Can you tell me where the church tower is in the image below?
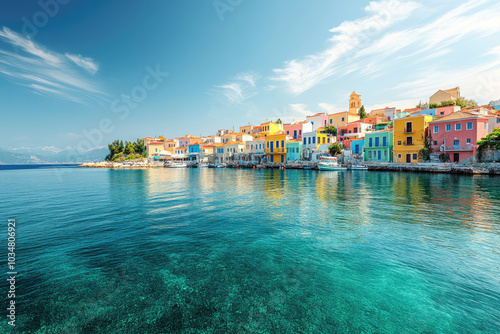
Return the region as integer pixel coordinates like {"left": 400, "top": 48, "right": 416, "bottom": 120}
{"left": 349, "top": 92, "right": 362, "bottom": 114}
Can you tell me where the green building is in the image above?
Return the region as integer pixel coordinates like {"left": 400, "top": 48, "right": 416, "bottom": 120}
{"left": 286, "top": 140, "right": 303, "bottom": 161}
{"left": 364, "top": 130, "right": 393, "bottom": 162}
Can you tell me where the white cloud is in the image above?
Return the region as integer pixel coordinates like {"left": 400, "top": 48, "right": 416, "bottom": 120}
{"left": 0, "top": 27, "right": 104, "bottom": 103}
{"left": 271, "top": 0, "right": 421, "bottom": 94}
{"left": 318, "top": 103, "right": 343, "bottom": 114}
{"left": 65, "top": 53, "right": 98, "bottom": 74}
{"left": 214, "top": 71, "right": 258, "bottom": 104}
{"left": 289, "top": 103, "right": 313, "bottom": 116}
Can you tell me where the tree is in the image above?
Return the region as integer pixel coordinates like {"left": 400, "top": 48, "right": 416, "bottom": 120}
{"left": 418, "top": 134, "right": 433, "bottom": 161}
{"left": 133, "top": 139, "right": 146, "bottom": 156}
{"left": 429, "top": 103, "right": 439, "bottom": 109}
{"left": 106, "top": 140, "right": 124, "bottom": 161}
{"left": 455, "top": 97, "right": 478, "bottom": 108}
{"left": 358, "top": 105, "right": 367, "bottom": 119}
{"left": 276, "top": 118, "right": 282, "bottom": 124}
{"left": 328, "top": 143, "right": 343, "bottom": 156}
{"left": 325, "top": 125, "right": 337, "bottom": 136}
{"left": 439, "top": 153, "right": 450, "bottom": 162}
{"left": 124, "top": 141, "right": 136, "bottom": 155}
{"left": 439, "top": 100, "right": 456, "bottom": 107}
{"left": 477, "top": 128, "right": 500, "bottom": 161}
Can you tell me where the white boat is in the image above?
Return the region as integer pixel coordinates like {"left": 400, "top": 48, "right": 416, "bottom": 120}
{"left": 215, "top": 163, "right": 227, "bottom": 168}
{"left": 351, "top": 164, "right": 368, "bottom": 170}
{"left": 166, "top": 162, "right": 188, "bottom": 168}
{"left": 198, "top": 163, "right": 209, "bottom": 168}
{"left": 317, "top": 156, "right": 347, "bottom": 171}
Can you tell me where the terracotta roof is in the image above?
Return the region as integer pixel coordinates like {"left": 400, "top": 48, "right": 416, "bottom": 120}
{"left": 402, "top": 108, "right": 421, "bottom": 113}
{"left": 430, "top": 111, "right": 487, "bottom": 123}
{"left": 148, "top": 141, "right": 164, "bottom": 145}
{"left": 307, "top": 112, "right": 326, "bottom": 118}
{"left": 253, "top": 136, "right": 266, "bottom": 141}
{"left": 202, "top": 145, "right": 214, "bottom": 148}
{"left": 224, "top": 141, "right": 244, "bottom": 146}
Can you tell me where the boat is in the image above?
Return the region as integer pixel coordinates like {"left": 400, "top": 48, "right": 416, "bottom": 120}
{"left": 215, "top": 163, "right": 227, "bottom": 168}
{"left": 198, "top": 163, "right": 209, "bottom": 168}
{"left": 351, "top": 164, "right": 368, "bottom": 170}
{"left": 317, "top": 156, "right": 347, "bottom": 171}
{"left": 166, "top": 162, "right": 189, "bottom": 168}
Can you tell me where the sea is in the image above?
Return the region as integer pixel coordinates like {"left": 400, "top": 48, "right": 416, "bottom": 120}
{"left": 0, "top": 165, "right": 499, "bottom": 333}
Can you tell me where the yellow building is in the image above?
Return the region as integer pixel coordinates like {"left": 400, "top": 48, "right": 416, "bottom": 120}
{"left": 265, "top": 131, "right": 288, "bottom": 163}
{"left": 146, "top": 141, "right": 164, "bottom": 157}
{"left": 316, "top": 127, "right": 330, "bottom": 147}
{"left": 349, "top": 91, "right": 362, "bottom": 114}
{"left": 393, "top": 114, "right": 433, "bottom": 163}
{"left": 259, "top": 121, "right": 283, "bottom": 137}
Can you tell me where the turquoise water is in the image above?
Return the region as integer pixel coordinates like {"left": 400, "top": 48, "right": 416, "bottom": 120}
{"left": 1, "top": 166, "right": 499, "bottom": 333}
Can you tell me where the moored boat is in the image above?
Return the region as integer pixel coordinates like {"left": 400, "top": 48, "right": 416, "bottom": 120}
{"left": 317, "top": 156, "right": 347, "bottom": 171}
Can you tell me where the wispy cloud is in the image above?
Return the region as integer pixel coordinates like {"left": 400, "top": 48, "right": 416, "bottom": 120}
{"left": 271, "top": 0, "right": 420, "bottom": 94}
{"left": 214, "top": 71, "right": 258, "bottom": 104}
{"left": 0, "top": 27, "right": 105, "bottom": 103}
{"left": 65, "top": 53, "right": 99, "bottom": 74}
{"left": 289, "top": 103, "right": 313, "bottom": 116}
{"left": 270, "top": 0, "right": 500, "bottom": 101}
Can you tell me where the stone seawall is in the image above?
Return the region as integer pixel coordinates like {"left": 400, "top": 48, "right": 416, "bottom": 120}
{"left": 367, "top": 163, "right": 500, "bottom": 175}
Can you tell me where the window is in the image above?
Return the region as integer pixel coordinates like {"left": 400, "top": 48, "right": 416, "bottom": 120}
{"left": 281, "top": 140, "right": 284, "bottom": 148}
{"left": 433, "top": 141, "right": 437, "bottom": 145}
{"left": 412, "top": 153, "right": 417, "bottom": 160}
{"left": 405, "top": 122, "right": 413, "bottom": 133}
{"left": 383, "top": 137, "right": 387, "bottom": 147}
{"left": 398, "top": 154, "right": 402, "bottom": 159}
{"left": 369, "top": 151, "right": 372, "bottom": 158}
{"left": 299, "top": 130, "right": 302, "bottom": 135}
{"left": 354, "top": 127, "right": 358, "bottom": 133}
{"left": 446, "top": 124, "right": 451, "bottom": 131}
{"left": 466, "top": 122, "right": 473, "bottom": 130}
{"left": 406, "top": 136, "right": 413, "bottom": 145}
{"left": 434, "top": 125, "right": 439, "bottom": 133}
{"left": 330, "top": 119, "right": 332, "bottom": 124}
{"left": 454, "top": 140, "right": 459, "bottom": 147}
{"left": 398, "top": 141, "right": 401, "bottom": 145}
{"left": 287, "top": 131, "right": 289, "bottom": 135}
{"left": 303, "top": 138, "right": 306, "bottom": 145}
{"left": 311, "top": 121, "right": 314, "bottom": 125}
{"left": 384, "top": 150, "right": 387, "bottom": 158}
{"left": 369, "top": 138, "right": 373, "bottom": 147}
{"left": 308, "top": 137, "right": 311, "bottom": 145}
{"left": 484, "top": 122, "right": 487, "bottom": 130}
{"left": 342, "top": 117, "right": 345, "bottom": 121}
{"left": 375, "top": 137, "right": 379, "bottom": 147}
{"left": 467, "top": 138, "right": 471, "bottom": 144}
{"left": 276, "top": 141, "right": 279, "bottom": 148}
{"left": 497, "top": 118, "right": 500, "bottom": 124}
{"left": 455, "top": 123, "right": 462, "bottom": 131}
{"left": 312, "top": 137, "right": 316, "bottom": 144}
{"left": 440, "top": 111, "right": 444, "bottom": 115}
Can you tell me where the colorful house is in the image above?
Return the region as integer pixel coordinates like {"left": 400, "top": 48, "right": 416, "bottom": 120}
{"left": 337, "top": 122, "right": 373, "bottom": 149}
{"left": 179, "top": 135, "right": 201, "bottom": 147}
{"left": 429, "top": 87, "right": 460, "bottom": 106}
{"left": 393, "top": 114, "right": 433, "bottom": 163}
{"left": 239, "top": 125, "right": 260, "bottom": 135}
{"left": 265, "top": 131, "right": 288, "bottom": 163}
{"left": 259, "top": 121, "right": 283, "bottom": 137}
{"left": 200, "top": 145, "right": 215, "bottom": 163}
{"left": 284, "top": 121, "right": 312, "bottom": 140}
{"left": 327, "top": 111, "right": 360, "bottom": 128}
{"left": 174, "top": 146, "right": 187, "bottom": 156}
{"left": 146, "top": 141, "right": 164, "bottom": 157}
{"left": 429, "top": 112, "right": 490, "bottom": 163}
{"left": 188, "top": 144, "right": 200, "bottom": 161}
{"left": 245, "top": 137, "right": 266, "bottom": 163}
{"left": 223, "top": 141, "right": 245, "bottom": 162}
{"left": 214, "top": 143, "right": 225, "bottom": 162}
{"left": 306, "top": 113, "right": 328, "bottom": 131}
{"left": 286, "top": 139, "right": 303, "bottom": 161}
{"left": 436, "top": 105, "right": 460, "bottom": 118}
{"left": 351, "top": 138, "right": 365, "bottom": 156}
{"left": 364, "top": 130, "right": 394, "bottom": 162}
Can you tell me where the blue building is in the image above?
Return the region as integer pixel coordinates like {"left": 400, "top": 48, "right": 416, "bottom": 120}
{"left": 351, "top": 138, "right": 364, "bottom": 155}
{"left": 188, "top": 144, "right": 200, "bottom": 161}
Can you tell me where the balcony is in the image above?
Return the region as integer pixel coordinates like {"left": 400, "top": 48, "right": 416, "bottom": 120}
{"left": 403, "top": 141, "right": 414, "bottom": 146}
{"left": 265, "top": 147, "right": 286, "bottom": 154}
{"left": 444, "top": 144, "right": 474, "bottom": 152}
{"left": 403, "top": 128, "right": 414, "bottom": 134}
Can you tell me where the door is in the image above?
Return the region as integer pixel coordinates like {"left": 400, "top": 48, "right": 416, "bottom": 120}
{"left": 281, "top": 155, "right": 284, "bottom": 163}
{"left": 453, "top": 153, "right": 459, "bottom": 163}
{"left": 406, "top": 154, "right": 411, "bottom": 163}
{"left": 270, "top": 141, "right": 273, "bottom": 153}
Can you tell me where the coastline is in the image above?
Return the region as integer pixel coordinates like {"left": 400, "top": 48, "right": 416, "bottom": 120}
{"left": 77, "top": 161, "right": 500, "bottom": 175}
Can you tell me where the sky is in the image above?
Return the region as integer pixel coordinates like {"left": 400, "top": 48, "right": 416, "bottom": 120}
{"left": 1, "top": 0, "right": 500, "bottom": 149}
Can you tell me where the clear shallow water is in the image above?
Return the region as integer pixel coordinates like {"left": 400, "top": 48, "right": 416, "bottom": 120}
{"left": 0, "top": 166, "right": 499, "bottom": 333}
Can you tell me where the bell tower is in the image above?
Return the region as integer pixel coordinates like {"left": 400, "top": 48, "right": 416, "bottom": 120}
{"left": 349, "top": 91, "right": 361, "bottom": 114}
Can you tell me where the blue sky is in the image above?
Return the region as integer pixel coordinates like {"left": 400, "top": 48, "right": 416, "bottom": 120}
{"left": 1, "top": 0, "right": 500, "bottom": 149}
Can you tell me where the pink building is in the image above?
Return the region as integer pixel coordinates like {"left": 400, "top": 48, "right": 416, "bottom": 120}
{"left": 429, "top": 112, "right": 489, "bottom": 163}
{"left": 306, "top": 113, "right": 328, "bottom": 131}
{"left": 283, "top": 121, "right": 311, "bottom": 140}
{"left": 435, "top": 105, "right": 460, "bottom": 118}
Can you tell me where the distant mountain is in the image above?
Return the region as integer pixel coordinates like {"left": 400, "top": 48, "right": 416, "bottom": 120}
{"left": 0, "top": 146, "right": 108, "bottom": 164}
